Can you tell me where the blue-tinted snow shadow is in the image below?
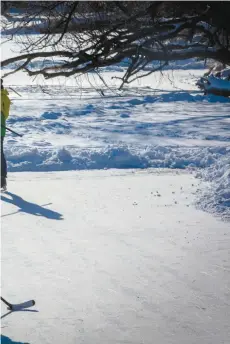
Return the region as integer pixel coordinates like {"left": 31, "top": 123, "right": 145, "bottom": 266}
{"left": 89, "top": 112, "right": 230, "bottom": 142}
{"left": 1, "top": 192, "right": 63, "bottom": 220}
{"left": 109, "top": 92, "right": 230, "bottom": 109}
{"left": 41, "top": 111, "right": 62, "bottom": 120}
{"left": 0, "top": 335, "right": 30, "bottom": 344}
{"left": 63, "top": 104, "right": 96, "bottom": 117}
{"left": 7, "top": 116, "right": 36, "bottom": 125}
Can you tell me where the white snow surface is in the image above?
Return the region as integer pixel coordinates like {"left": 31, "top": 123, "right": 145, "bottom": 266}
{"left": 1, "top": 34, "right": 230, "bottom": 344}
{"left": 2, "top": 67, "right": 230, "bottom": 219}
{"left": 1, "top": 170, "right": 230, "bottom": 344}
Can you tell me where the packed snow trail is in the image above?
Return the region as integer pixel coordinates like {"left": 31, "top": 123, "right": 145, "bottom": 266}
{"left": 1, "top": 170, "right": 230, "bottom": 344}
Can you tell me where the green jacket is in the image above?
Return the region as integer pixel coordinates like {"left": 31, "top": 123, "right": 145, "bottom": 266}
{"left": 1, "top": 89, "right": 11, "bottom": 137}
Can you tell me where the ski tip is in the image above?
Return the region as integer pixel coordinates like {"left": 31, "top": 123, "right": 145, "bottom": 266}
{"left": 8, "top": 299, "right": 36, "bottom": 311}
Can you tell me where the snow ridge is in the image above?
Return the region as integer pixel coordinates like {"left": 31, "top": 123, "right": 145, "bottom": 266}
{"left": 5, "top": 144, "right": 230, "bottom": 219}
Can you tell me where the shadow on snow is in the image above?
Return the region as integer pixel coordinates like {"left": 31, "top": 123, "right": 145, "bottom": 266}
{"left": 1, "top": 335, "right": 30, "bottom": 344}
{"left": 1, "top": 192, "right": 63, "bottom": 220}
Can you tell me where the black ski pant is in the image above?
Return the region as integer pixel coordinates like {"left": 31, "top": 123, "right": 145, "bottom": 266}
{"left": 1, "top": 136, "right": 7, "bottom": 179}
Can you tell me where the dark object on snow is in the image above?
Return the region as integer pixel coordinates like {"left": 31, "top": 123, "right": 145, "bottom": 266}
{"left": 1, "top": 177, "right": 7, "bottom": 191}
{"left": 1, "top": 296, "right": 35, "bottom": 311}
{"left": 1, "top": 125, "right": 23, "bottom": 137}
{"left": 197, "top": 67, "right": 230, "bottom": 97}
{"left": 1, "top": 137, "right": 7, "bottom": 186}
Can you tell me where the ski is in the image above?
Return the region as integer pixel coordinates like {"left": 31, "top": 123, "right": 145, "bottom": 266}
{"left": 1, "top": 297, "right": 35, "bottom": 311}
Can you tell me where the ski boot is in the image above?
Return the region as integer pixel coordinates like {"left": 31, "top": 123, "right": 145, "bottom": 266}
{"left": 1, "top": 177, "right": 7, "bottom": 191}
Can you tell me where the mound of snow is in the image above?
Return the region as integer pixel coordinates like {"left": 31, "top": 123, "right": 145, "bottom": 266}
{"left": 6, "top": 145, "right": 227, "bottom": 172}
{"left": 197, "top": 68, "right": 230, "bottom": 97}
{"left": 197, "top": 153, "right": 230, "bottom": 220}
{"left": 206, "top": 75, "right": 230, "bottom": 92}
{"left": 5, "top": 144, "right": 230, "bottom": 219}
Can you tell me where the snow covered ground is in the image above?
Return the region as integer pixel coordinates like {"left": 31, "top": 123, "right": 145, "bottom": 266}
{"left": 1, "top": 37, "right": 230, "bottom": 343}
{"left": 2, "top": 66, "right": 230, "bottom": 219}
{"left": 1, "top": 170, "right": 230, "bottom": 344}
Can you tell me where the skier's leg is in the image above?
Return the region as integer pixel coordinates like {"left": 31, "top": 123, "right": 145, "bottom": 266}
{"left": 1, "top": 137, "right": 7, "bottom": 188}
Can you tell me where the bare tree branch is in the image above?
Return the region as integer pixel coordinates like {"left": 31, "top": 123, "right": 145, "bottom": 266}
{"left": 55, "top": 2, "right": 79, "bottom": 45}
{"left": 1, "top": 51, "right": 74, "bottom": 68}
{"left": 1, "top": 1, "right": 230, "bottom": 87}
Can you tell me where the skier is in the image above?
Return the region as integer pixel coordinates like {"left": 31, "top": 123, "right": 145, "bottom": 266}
{"left": 1, "top": 78, "right": 11, "bottom": 190}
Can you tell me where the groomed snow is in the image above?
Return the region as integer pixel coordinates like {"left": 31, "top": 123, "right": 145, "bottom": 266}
{"left": 1, "top": 170, "right": 230, "bottom": 344}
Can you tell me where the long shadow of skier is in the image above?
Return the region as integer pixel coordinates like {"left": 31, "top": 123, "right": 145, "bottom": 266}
{"left": 1, "top": 335, "right": 30, "bottom": 344}
{"left": 1, "top": 192, "right": 63, "bottom": 220}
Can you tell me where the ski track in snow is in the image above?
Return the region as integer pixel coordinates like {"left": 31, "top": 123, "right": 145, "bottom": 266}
{"left": 3, "top": 70, "right": 230, "bottom": 220}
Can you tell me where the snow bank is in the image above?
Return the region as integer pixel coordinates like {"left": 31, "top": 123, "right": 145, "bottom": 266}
{"left": 206, "top": 75, "right": 230, "bottom": 92}
{"left": 197, "top": 153, "right": 230, "bottom": 220}
{"left": 5, "top": 144, "right": 230, "bottom": 219}
{"left": 6, "top": 145, "right": 228, "bottom": 172}
{"left": 197, "top": 68, "right": 230, "bottom": 97}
